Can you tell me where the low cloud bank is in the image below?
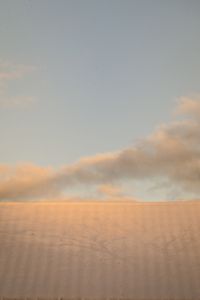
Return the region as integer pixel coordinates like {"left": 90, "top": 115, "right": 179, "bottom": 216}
{"left": 0, "top": 97, "right": 200, "bottom": 201}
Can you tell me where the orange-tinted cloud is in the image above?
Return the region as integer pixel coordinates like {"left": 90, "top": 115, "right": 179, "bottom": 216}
{"left": 175, "top": 96, "right": 200, "bottom": 118}
{"left": 98, "top": 184, "right": 123, "bottom": 197}
{"left": 0, "top": 164, "right": 56, "bottom": 200}
{"left": 0, "top": 97, "right": 200, "bottom": 201}
{"left": 97, "top": 184, "right": 138, "bottom": 201}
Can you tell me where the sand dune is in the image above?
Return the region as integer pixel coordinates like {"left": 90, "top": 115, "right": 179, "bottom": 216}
{"left": 0, "top": 201, "right": 200, "bottom": 299}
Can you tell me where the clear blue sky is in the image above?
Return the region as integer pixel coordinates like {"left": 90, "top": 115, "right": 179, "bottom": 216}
{"left": 0, "top": 0, "right": 200, "bottom": 200}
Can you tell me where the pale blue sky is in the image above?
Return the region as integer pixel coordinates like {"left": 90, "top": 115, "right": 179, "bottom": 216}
{"left": 0, "top": 1, "right": 200, "bottom": 200}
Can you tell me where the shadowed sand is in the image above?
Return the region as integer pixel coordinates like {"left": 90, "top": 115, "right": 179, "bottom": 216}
{"left": 0, "top": 201, "right": 200, "bottom": 299}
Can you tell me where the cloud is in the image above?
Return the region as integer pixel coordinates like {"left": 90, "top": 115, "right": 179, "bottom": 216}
{"left": 0, "top": 164, "right": 56, "bottom": 200}
{"left": 0, "top": 96, "right": 36, "bottom": 109}
{"left": 97, "top": 184, "right": 138, "bottom": 201}
{"left": 0, "top": 61, "right": 36, "bottom": 81}
{"left": 0, "top": 60, "right": 36, "bottom": 109}
{"left": 98, "top": 184, "right": 123, "bottom": 198}
{"left": 175, "top": 96, "right": 200, "bottom": 118}
{"left": 0, "top": 97, "right": 200, "bottom": 201}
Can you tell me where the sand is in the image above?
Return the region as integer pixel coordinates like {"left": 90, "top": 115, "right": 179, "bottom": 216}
{"left": 0, "top": 201, "right": 200, "bottom": 299}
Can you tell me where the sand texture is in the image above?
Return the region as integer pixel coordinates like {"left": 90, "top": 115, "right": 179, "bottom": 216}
{"left": 0, "top": 201, "right": 200, "bottom": 299}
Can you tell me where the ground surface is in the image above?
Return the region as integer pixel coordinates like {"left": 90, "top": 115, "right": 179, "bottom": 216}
{"left": 0, "top": 201, "right": 200, "bottom": 299}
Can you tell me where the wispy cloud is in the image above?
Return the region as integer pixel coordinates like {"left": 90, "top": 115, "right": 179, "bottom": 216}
{"left": 0, "top": 96, "right": 36, "bottom": 109}
{"left": 0, "top": 97, "right": 200, "bottom": 201}
{"left": 0, "top": 60, "right": 36, "bottom": 109}
{"left": 0, "top": 61, "right": 36, "bottom": 81}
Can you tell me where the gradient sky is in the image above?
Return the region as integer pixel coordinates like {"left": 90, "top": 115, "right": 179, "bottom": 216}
{"left": 0, "top": 0, "right": 200, "bottom": 201}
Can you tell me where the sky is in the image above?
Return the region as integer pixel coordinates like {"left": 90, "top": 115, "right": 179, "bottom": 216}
{"left": 0, "top": 0, "right": 200, "bottom": 201}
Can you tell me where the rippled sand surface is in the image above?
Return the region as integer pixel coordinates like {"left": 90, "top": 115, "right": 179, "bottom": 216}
{"left": 0, "top": 201, "right": 200, "bottom": 299}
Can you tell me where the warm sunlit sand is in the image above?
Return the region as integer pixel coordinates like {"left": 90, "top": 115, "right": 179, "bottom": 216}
{"left": 0, "top": 201, "right": 200, "bottom": 299}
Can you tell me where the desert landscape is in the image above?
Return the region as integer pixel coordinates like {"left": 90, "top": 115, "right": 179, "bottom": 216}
{"left": 1, "top": 1, "right": 200, "bottom": 299}
{"left": 0, "top": 201, "right": 200, "bottom": 299}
